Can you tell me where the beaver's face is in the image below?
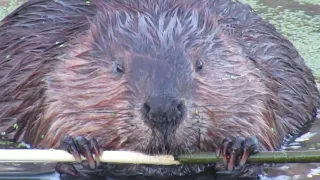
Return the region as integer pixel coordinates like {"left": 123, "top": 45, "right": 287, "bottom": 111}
{"left": 45, "top": 3, "right": 273, "bottom": 158}
{"left": 88, "top": 40, "right": 204, "bottom": 154}
{"left": 98, "top": 39, "right": 243, "bottom": 156}
{"left": 77, "top": 5, "right": 262, "bottom": 156}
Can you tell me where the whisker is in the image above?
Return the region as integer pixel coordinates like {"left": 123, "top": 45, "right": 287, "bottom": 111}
{"left": 60, "top": 114, "right": 135, "bottom": 119}
{"left": 184, "top": 103, "right": 247, "bottom": 108}
{"left": 60, "top": 111, "right": 132, "bottom": 114}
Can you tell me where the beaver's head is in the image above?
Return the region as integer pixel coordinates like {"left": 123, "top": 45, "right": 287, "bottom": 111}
{"left": 41, "top": 1, "right": 279, "bottom": 158}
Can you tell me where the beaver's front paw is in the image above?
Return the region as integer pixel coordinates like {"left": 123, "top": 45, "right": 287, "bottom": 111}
{"left": 217, "top": 135, "right": 259, "bottom": 171}
{"left": 55, "top": 135, "right": 103, "bottom": 176}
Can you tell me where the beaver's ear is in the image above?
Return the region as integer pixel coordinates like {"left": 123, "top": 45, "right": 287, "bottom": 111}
{"left": 90, "top": 22, "right": 98, "bottom": 41}
{"left": 90, "top": 18, "right": 106, "bottom": 51}
{"left": 89, "top": 9, "right": 118, "bottom": 51}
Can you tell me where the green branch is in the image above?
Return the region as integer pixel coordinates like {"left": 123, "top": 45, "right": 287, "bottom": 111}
{"left": 176, "top": 151, "right": 320, "bottom": 164}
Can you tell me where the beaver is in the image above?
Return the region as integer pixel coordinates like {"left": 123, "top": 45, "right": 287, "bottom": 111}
{"left": 0, "top": 0, "right": 319, "bottom": 179}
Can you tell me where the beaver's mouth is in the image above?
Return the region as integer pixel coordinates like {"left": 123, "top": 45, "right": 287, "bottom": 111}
{"left": 136, "top": 112, "right": 202, "bottom": 157}
{"left": 141, "top": 121, "right": 193, "bottom": 156}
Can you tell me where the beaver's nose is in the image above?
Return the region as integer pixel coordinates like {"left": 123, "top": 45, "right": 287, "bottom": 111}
{"left": 143, "top": 96, "right": 184, "bottom": 125}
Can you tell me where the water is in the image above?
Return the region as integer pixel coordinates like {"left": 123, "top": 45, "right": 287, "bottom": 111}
{"left": 260, "top": 116, "right": 320, "bottom": 180}
{"left": 0, "top": 0, "right": 320, "bottom": 179}
{"left": 240, "top": 0, "right": 320, "bottom": 78}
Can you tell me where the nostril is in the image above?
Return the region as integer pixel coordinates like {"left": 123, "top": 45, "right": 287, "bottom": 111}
{"left": 176, "top": 100, "right": 184, "bottom": 116}
{"left": 143, "top": 102, "right": 151, "bottom": 114}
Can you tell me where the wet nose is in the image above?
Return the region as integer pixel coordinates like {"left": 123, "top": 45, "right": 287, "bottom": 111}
{"left": 143, "top": 96, "right": 184, "bottom": 125}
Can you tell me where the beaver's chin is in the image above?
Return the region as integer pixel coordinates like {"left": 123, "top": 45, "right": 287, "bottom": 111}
{"left": 72, "top": 161, "right": 215, "bottom": 178}
{"left": 138, "top": 123, "right": 198, "bottom": 156}
{"left": 136, "top": 116, "right": 200, "bottom": 156}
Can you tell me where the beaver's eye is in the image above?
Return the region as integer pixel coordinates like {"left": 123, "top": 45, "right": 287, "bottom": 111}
{"left": 196, "top": 59, "right": 203, "bottom": 71}
{"left": 115, "top": 63, "right": 124, "bottom": 73}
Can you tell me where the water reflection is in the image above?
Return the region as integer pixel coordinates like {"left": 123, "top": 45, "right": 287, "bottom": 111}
{"left": 260, "top": 114, "right": 320, "bottom": 180}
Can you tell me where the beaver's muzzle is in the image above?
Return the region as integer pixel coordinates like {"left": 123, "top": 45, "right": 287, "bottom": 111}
{"left": 142, "top": 95, "right": 185, "bottom": 130}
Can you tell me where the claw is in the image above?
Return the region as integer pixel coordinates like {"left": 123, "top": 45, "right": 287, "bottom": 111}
{"left": 60, "top": 135, "right": 81, "bottom": 163}
{"left": 227, "top": 136, "right": 244, "bottom": 171}
{"left": 227, "top": 150, "right": 236, "bottom": 171}
{"left": 74, "top": 136, "right": 96, "bottom": 169}
{"left": 89, "top": 137, "right": 102, "bottom": 166}
{"left": 239, "top": 136, "right": 259, "bottom": 166}
{"left": 239, "top": 150, "right": 250, "bottom": 166}
{"left": 220, "top": 137, "right": 232, "bottom": 165}
{"left": 56, "top": 135, "right": 103, "bottom": 176}
{"left": 218, "top": 135, "right": 259, "bottom": 172}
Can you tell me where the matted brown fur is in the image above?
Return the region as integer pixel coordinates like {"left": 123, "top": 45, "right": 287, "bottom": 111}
{"left": 0, "top": 0, "right": 319, "bottom": 177}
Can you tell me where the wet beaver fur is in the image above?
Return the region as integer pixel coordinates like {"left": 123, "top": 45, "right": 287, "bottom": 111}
{"left": 0, "top": 0, "right": 319, "bottom": 179}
